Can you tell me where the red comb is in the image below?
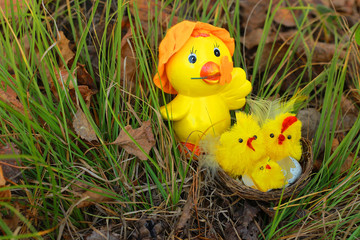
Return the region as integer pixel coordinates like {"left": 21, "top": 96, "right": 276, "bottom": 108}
{"left": 281, "top": 116, "right": 298, "bottom": 133}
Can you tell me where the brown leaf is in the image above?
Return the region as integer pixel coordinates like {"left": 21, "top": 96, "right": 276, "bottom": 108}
{"left": 225, "top": 200, "right": 261, "bottom": 240}
{"left": 51, "top": 32, "right": 97, "bottom": 106}
{"left": 77, "top": 187, "right": 114, "bottom": 208}
{"left": 1, "top": 211, "right": 19, "bottom": 231}
{"left": 340, "top": 95, "right": 358, "bottom": 115}
{"left": 0, "top": 143, "right": 22, "bottom": 183}
{"left": 0, "top": 166, "right": 11, "bottom": 201}
{"left": 175, "top": 196, "right": 193, "bottom": 233}
{"left": 0, "top": 76, "right": 25, "bottom": 115}
{"left": 239, "top": 0, "right": 269, "bottom": 32}
{"left": 330, "top": 137, "right": 359, "bottom": 173}
{"left": 112, "top": 121, "right": 155, "bottom": 160}
{"left": 57, "top": 31, "right": 75, "bottom": 67}
{"left": 120, "top": 29, "right": 137, "bottom": 92}
{"left": 332, "top": 0, "right": 355, "bottom": 14}
{"left": 73, "top": 108, "right": 98, "bottom": 142}
{"left": 274, "top": 8, "right": 297, "bottom": 27}
{"left": 0, "top": 0, "right": 28, "bottom": 16}
{"left": 130, "top": 0, "right": 177, "bottom": 31}
{"left": 53, "top": 64, "right": 97, "bottom": 106}
{"left": 0, "top": 166, "right": 5, "bottom": 186}
{"left": 297, "top": 41, "right": 347, "bottom": 63}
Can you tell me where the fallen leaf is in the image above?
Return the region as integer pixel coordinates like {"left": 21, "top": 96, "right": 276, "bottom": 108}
{"left": 73, "top": 108, "right": 98, "bottom": 142}
{"left": 57, "top": 31, "right": 75, "bottom": 67}
{"left": 0, "top": 166, "right": 5, "bottom": 186}
{"left": 175, "top": 196, "right": 193, "bottom": 233}
{"left": 112, "top": 121, "right": 155, "bottom": 160}
{"left": 239, "top": 0, "right": 269, "bottom": 32}
{"left": 274, "top": 8, "right": 298, "bottom": 27}
{"left": 53, "top": 65, "right": 97, "bottom": 105}
{"left": 49, "top": 32, "right": 97, "bottom": 106}
{"left": 0, "top": 143, "right": 22, "bottom": 183}
{"left": 330, "top": 137, "right": 359, "bottom": 173}
{"left": 225, "top": 200, "right": 262, "bottom": 240}
{"left": 332, "top": 0, "right": 355, "bottom": 14}
{"left": 0, "top": 166, "right": 11, "bottom": 201}
{"left": 120, "top": 29, "right": 138, "bottom": 93}
{"left": 0, "top": 76, "right": 25, "bottom": 115}
{"left": 297, "top": 41, "right": 347, "bottom": 63}
{"left": 0, "top": 203, "right": 20, "bottom": 233}
{"left": 130, "top": 0, "right": 177, "bottom": 31}
{"left": 77, "top": 187, "right": 115, "bottom": 208}
{"left": 0, "top": 0, "right": 28, "bottom": 16}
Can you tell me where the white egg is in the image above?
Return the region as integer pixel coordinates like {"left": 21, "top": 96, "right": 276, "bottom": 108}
{"left": 277, "top": 156, "right": 302, "bottom": 186}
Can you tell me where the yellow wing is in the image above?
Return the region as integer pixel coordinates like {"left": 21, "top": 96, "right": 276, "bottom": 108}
{"left": 160, "top": 95, "right": 191, "bottom": 121}
{"left": 220, "top": 67, "right": 252, "bottom": 110}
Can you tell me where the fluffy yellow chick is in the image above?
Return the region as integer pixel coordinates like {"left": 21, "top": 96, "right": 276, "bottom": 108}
{"left": 215, "top": 112, "right": 265, "bottom": 177}
{"left": 243, "top": 158, "right": 286, "bottom": 192}
{"left": 262, "top": 113, "right": 302, "bottom": 161}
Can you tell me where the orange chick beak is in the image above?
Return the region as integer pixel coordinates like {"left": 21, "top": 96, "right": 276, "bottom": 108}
{"left": 266, "top": 164, "right": 271, "bottom": 169}
{"left": 247, "top": 136, "right": 256, "bottom": 151}
{"left": 200, "top": 61, "right": 220, "bottom": 84}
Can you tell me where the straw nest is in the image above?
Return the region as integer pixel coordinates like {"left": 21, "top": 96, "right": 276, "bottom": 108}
{"left": 215, "top": 138, "right": 313, "bottom": 201}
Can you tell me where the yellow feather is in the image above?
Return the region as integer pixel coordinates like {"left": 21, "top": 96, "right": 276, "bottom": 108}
{"left": 246, "top": 95, "right": 307, "bottom": 125}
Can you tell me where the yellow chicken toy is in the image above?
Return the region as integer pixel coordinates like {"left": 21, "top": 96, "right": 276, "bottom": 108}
{"left": 153, "top": 21, "right": 252, "bottom": 154}
{"left": 215, "top": 111, "right": 265, "bottom": 177}
{"left": 262, "top": 113, "right": 302, "bottom": 161}
{"left": 242, "top": 158, "right": 286, "bottom": 192}
{"left": 248, "top": 96, "right": 305, "bottom": 185}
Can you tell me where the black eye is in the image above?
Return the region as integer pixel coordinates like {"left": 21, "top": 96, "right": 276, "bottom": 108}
{"left": 188, "top": 53, "right": 197, "bottom": 64}
{"left": 288, "top": 135, "right": 292, "bottom": 139}
{"left": 238, "top": 138, "right": 243, "bottom": 143}
{"left": 214, "top": 47, "right": 220, "bottom": 57}
{"left": 253, "top": 135, "right": 257, "bottom": 140}
{"left": 260, "top": 166, "right": 264, "bottom": 170}
{"left": 270, "top": 133, "right": 274, "bottom": 138}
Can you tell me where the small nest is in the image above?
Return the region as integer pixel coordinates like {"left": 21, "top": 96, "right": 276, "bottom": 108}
{"left": 216, "top": 138, "right": 313, "bottom": 201}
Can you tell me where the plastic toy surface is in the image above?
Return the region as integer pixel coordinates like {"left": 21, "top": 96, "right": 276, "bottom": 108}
{"left": 153, "top": 21, "right": 252, "bottom": 151}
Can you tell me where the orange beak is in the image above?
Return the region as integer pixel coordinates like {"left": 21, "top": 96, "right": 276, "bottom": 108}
{"left": 200, "top": 61, "right": 220, "bottom": 84}
{"left": 247, "top": 136, "right": 256, "bottom": 151}
{"left": 266, "top": 164, "right": 271, "bottom": 169}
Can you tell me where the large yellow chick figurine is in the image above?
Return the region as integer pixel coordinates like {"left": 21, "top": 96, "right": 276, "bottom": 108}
{"left": 153, "top": 21, "right": 252, "bottom": 154}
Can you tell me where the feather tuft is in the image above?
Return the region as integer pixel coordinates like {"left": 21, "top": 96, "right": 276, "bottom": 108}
{"left": 199, "top": 135, "right": 221, "bottom": 177}
{"left": 246, "top": 95, "right": 307, "bottom": 125}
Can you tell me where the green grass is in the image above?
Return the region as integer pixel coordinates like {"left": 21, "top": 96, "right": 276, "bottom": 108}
{"left": 0, "top": 0, "right": 359, "bottom": 239}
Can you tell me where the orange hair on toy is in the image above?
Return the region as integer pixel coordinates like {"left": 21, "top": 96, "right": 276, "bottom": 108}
{"left": 153, "top": 21, "right": 235, "bottom": 94}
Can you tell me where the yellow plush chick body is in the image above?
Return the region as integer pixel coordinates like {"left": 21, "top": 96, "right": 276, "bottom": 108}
{"left": 215, "top": 112, "right": 265, "bottom": 177}
{"left": 262, "top": 112, "right": 302, "bottom": 161}
{"left": 153, "top": 21, "right": 252, "bottom": 151}
{"left": 243, "top": 158, "right": 286, "bottom": 192}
